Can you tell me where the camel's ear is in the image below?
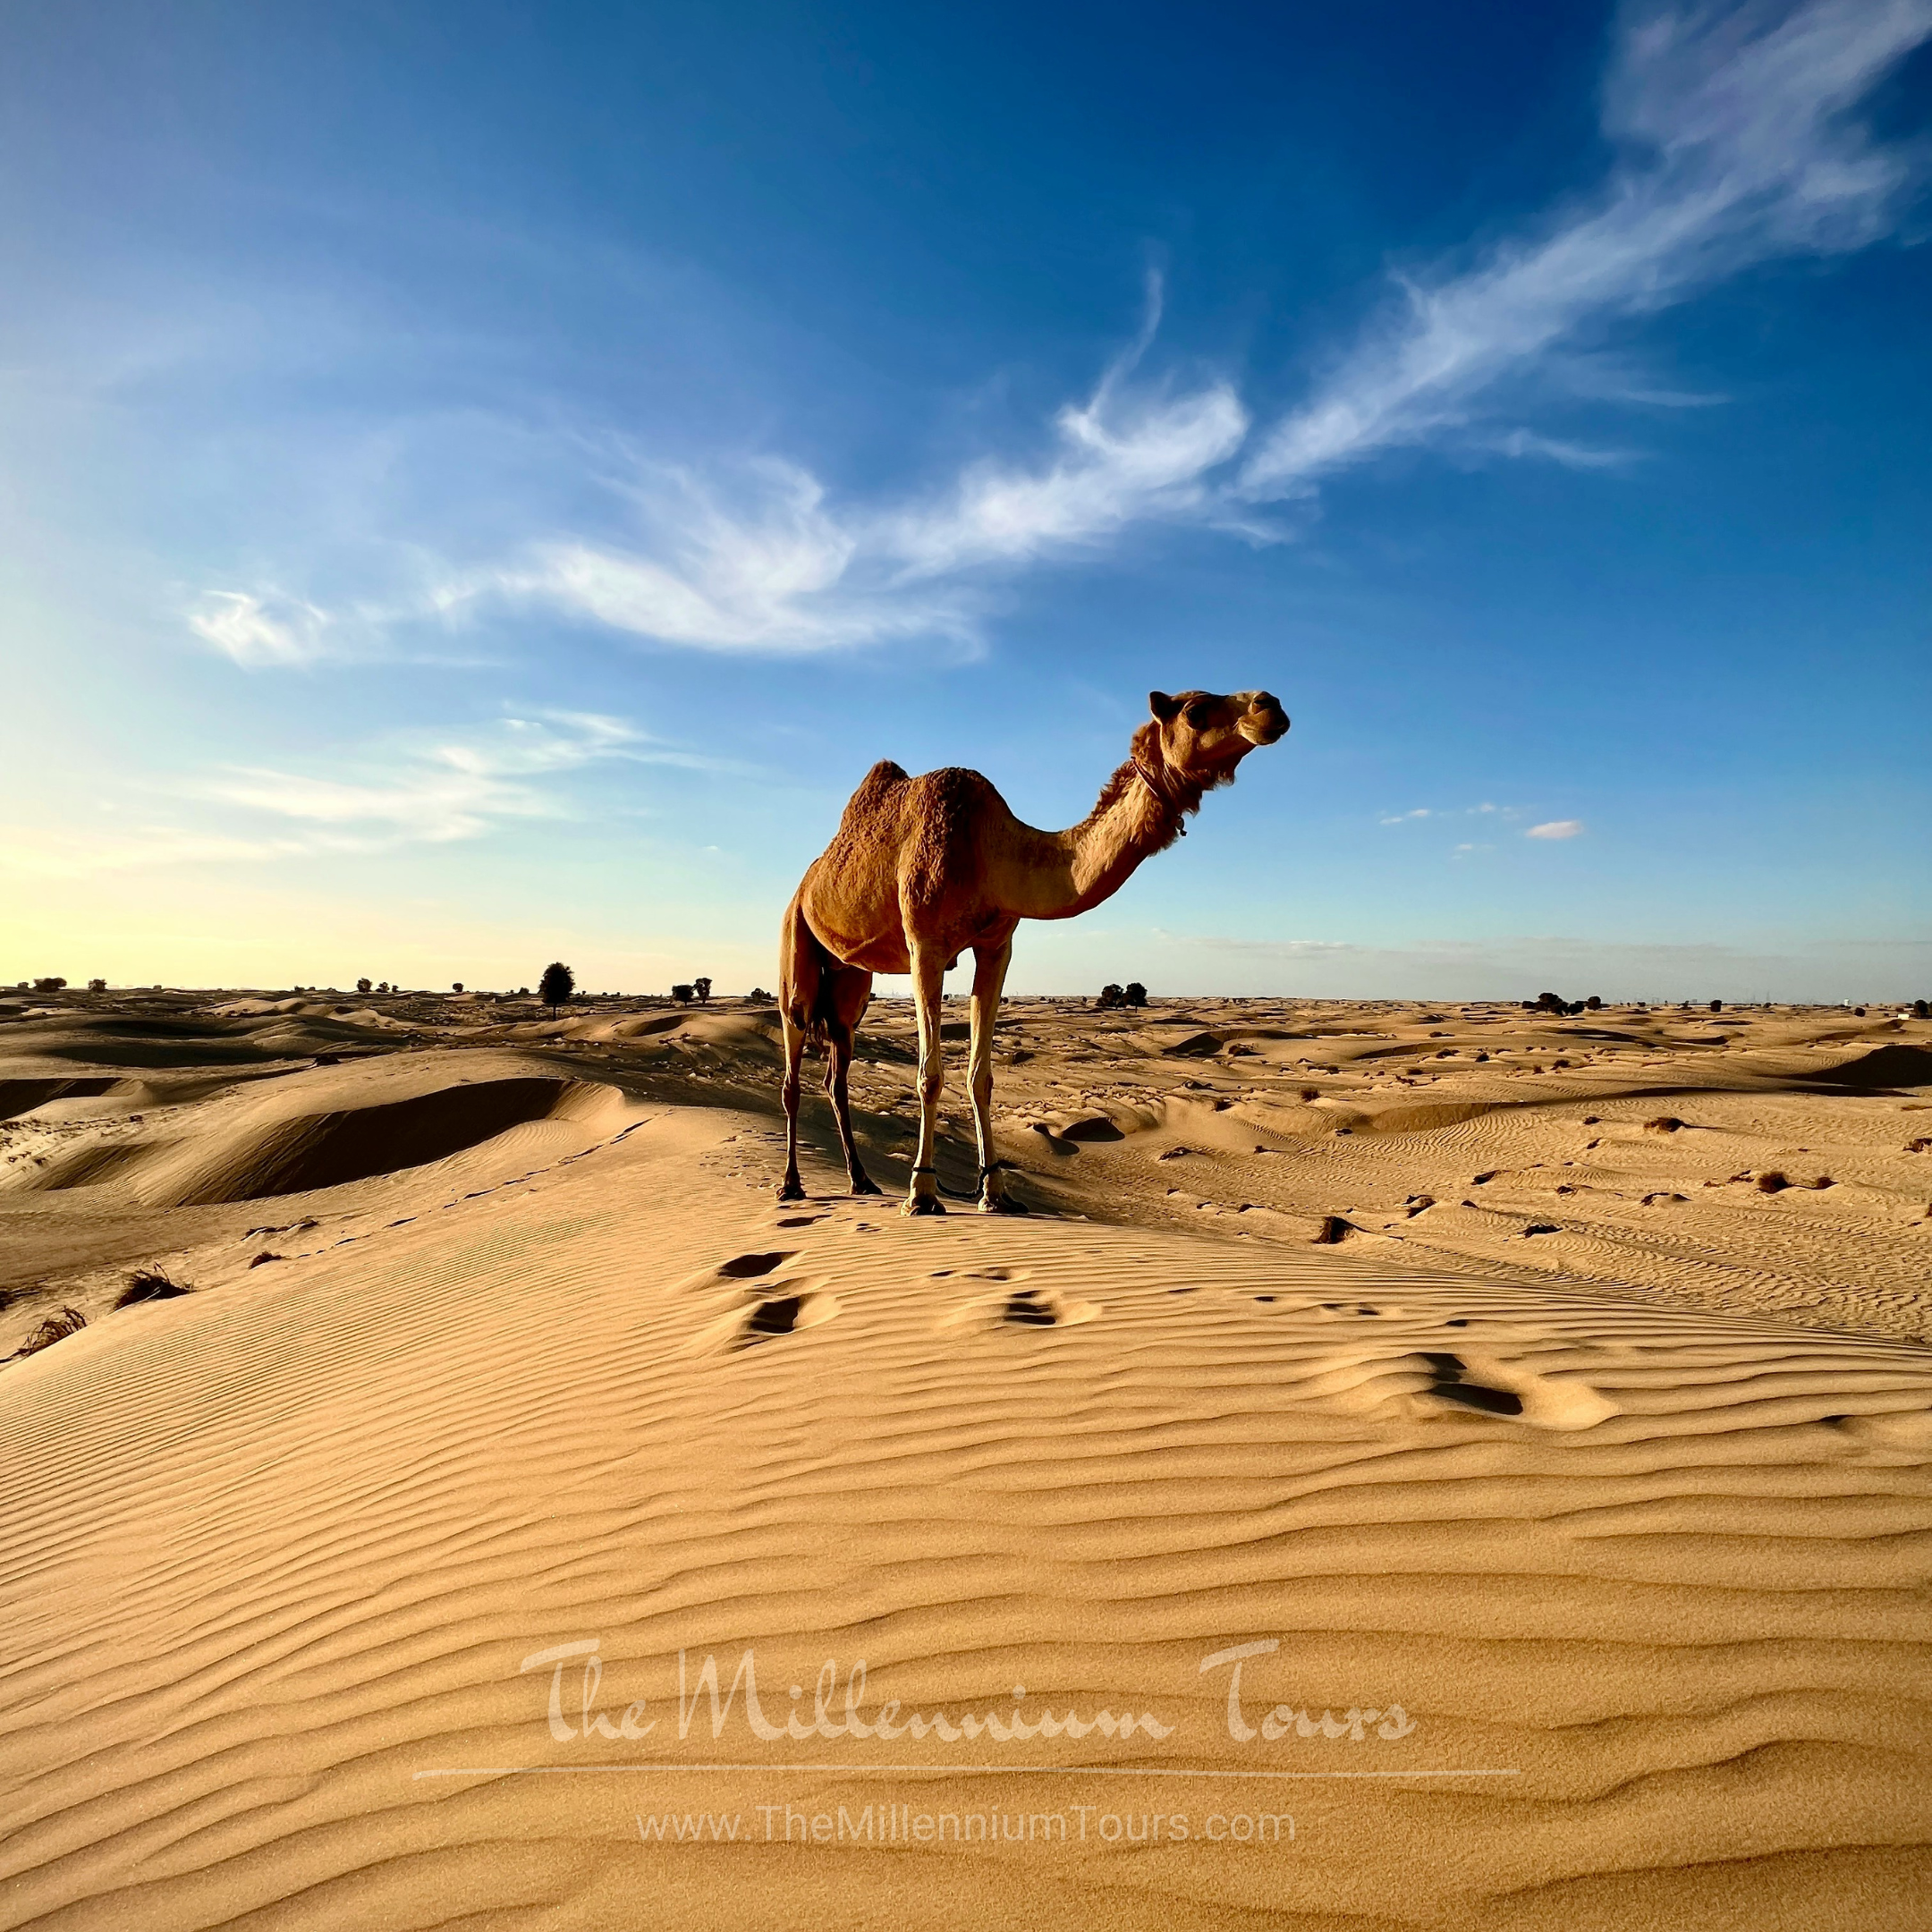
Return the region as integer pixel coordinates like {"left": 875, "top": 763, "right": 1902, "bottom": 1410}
{"left": 1148, "top": 691, "right": 1182, "bottom": 723}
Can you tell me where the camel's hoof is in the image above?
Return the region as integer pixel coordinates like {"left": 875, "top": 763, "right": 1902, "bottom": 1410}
{"left": 849, "top": 1173, "right": 885, "bottom": 1197}
{"left": 979, "top": 1191, "right": 1030, "bottom": 1216}
{"left": 776, "top": 1179, "right": 807, "bottom": 1203}
{"left": 902, "top": 1193, "right": 946, "bottom": 1217}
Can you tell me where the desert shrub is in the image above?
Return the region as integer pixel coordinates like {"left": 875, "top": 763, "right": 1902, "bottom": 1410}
{"left": 88, "top": 978, "right": 106, "bottom": 993}
{"left": 14, "top": 1308, "right": 87, "bottom": 1357}
{"left": 1709, "top": 998, "right": 1723, "bottom": 1013}
{"left": 1122, "top": 982, "right": 1147, "bottom": 1008}
{"left": 672, "top": 983, "right": 694, "bottom": 1004}
{"left": 356, "top": 978, "right": 372, "bottom": 994}
{"left": 1300, "top": 1086, "right": 1320, "bottom": 1101}
{"left": 1585, "top": 995, "right": 1602, "bottom": 1010}
{"left": 748, "top": 987, "right": 774, "bottom": 1003}
{"left": 1535, "top": 991, "right": 1565, "bottom": 1012}
{"left": 116, "top": 1267, "right": 193, "bottom": 1309}
{"left": 693, "top": 977, "right": 712, "bottom": 1004}
{"left": 33, "top": 976, "right": 67, "bottom": 994}
{"left": 1097, "top": 984, "right": 1124, "bottom": 1009}
{"left": 1914, "top": 999, "right": 1928, "bottom": 1019}
{"left": 452, "top": 982, "right": 463, "bottom": 994}
{"left": 1756, "top": 1171, "right": 1789, "bottom": 1193}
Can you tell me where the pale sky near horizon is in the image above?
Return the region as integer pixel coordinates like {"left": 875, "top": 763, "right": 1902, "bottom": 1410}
{"left": 3, "top": 0, "right": 1928, "bottom": 1001}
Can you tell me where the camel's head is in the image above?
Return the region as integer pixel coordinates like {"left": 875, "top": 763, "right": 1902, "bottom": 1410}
{"left": 1144, "top": 689, "right": 1290, "bottom": 791}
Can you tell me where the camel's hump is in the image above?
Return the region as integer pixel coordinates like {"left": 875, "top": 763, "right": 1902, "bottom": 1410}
{"left": 834, "top": 761, "right": 1006, "bottom": 852}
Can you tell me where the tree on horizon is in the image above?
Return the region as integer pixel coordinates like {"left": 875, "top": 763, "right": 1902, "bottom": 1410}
{"left": 539, "top": 962, "right": 575, "bottom": 1016}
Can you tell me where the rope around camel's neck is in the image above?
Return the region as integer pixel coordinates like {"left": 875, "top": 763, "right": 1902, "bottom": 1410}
{"left": 1129, "top": 749, "right": 1201, "bottom": 837}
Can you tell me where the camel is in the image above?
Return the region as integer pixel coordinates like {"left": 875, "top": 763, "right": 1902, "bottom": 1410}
{"left": 777, "top": 688, "right": 1290, "bottom": 1214}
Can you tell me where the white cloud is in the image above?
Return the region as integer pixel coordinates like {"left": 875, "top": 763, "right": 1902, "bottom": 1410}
{"left": 189, "top": 589, "right": 330, "bottom": 666}
{"left": 1240, "top": 0, "right": 1932, "bottom": 496}
{"left": 484, "top": 285, "right": 1249, "bottom": 653}
{"left": 1527, "top": 819, "right": 1586, "bottom": 839}
{"left": 186, "top": 3, "right": 1932, "bottom": 663}
{"left": 0, "top": 826, "right": 315, "bottom": 877}
{"left": 0, "top": 713, "right": 670, "bottom": 877}
{"left": 1382, "top": 802, "right": 1515, "bottom": 825}
{"left": 491, "top": 462, "right": 974, "bottom": 655}
{"left": 1481, "top": 429, "right": 1638, "bottom": 469}
{"left": 196, "top": 711, "right": 648, "bottom": 845}
{"left": 882, "top": 378, "right": 1250, "bottom": 580}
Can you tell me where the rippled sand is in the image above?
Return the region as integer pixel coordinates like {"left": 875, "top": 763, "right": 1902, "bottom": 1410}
{"left": 3, "top": 989, "right": 1928, "bottom": 1928}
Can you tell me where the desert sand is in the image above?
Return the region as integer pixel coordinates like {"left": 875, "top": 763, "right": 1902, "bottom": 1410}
{"left": 3, "top": 986, "right": 1930, "bottom": 1928}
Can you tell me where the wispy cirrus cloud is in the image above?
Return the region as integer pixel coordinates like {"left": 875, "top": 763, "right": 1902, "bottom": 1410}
{"left": 1380, "top": 802, "right": 1506, "bottom": 826}
{"left": 2, "top": 712, "right": 684, "bottom": 876}
{"left": 189, "top": 589, "right": 332, "bottom": 666}
{"left": 1239, "top": 0, "right": 1932, "bottom": 496}
{"left": 190, "top": 1, "right": 1932, "bottom": 665}
{"left": 474, "top": 288, "right": 1249, "bottom": 654}
{"left": 881, "top": 296, "right": 1250, "bottom": 579}
{"left": 193, "top": 710, "right": 668, "bottom": 845}
{"left": 485, "top": 462, "right": 975, "bottom": 656}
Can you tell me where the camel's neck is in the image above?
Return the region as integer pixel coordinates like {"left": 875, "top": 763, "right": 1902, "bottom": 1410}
{"left": 1000, "top": 727, "right": 1200, "bottom": 922}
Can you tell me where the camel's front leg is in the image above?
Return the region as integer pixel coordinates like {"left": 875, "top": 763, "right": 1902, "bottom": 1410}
{"left": 903, "top": 939, "right": 947, "bottom": 1216}
{"left": 824, "top": 1020, "right": 883, "bottom": 1196}
{"left": 969, "top": 938, "right": 1022, "bottom": 1214}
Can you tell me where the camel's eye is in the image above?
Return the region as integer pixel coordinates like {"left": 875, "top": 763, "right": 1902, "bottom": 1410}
{"left": 1184, "top": 701, "right": 1215, "bottom": 729}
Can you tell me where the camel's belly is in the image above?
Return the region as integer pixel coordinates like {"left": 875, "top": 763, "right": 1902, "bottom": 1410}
{"left": 842, "top": 935, "right": 912, "bottom": 974}
{"left": 801, "top": 873, "right": 908, "bottom": 974}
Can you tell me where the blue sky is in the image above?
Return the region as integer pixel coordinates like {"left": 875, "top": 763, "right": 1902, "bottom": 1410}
{"left": 3, "top": 0, "right": 1928, "bottom": 1000}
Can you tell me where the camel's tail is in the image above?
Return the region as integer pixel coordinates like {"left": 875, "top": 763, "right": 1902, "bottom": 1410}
{"left": 779, "top": 889, "right": 840, "bottom": 1055}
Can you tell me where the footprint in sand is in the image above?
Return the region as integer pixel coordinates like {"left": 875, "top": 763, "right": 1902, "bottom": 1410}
{"left": 1000, "top": 1285, "right": 1096, "bottom": 1328}
{"left": 674, "top": 1250, "right": 796, "bottom": 1293}
{"left": 936, "top": 1278, "right": 1097, "bottom": 1333}
{"left": 1304, "top": 1340, "right": 1619, "bottom": 1429}
{"left": 677, "top": 1249, "right": 840, "bottom": 1352}
{"left": 1419, "top": 1349, "right": 1619, "bottom": 1428}
{"left": 738, "top": 1289, "right": 840, "bottom": 1346}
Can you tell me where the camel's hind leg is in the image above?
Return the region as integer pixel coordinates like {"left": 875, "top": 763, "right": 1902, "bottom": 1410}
{"left": 968, "top": 936, "right": 1023, "bottom": 1213}
{"left": 777, "top": 1007, "right": 809, "bottom": 1202}
{"left": 902, "top": 938, "right": 947, "bottom": 1216}
{"left": 820, "top": 963, "right": 881, "bottom": 1196}
{"left": 776, "top": 890, "right": 818, "bottom": 1202}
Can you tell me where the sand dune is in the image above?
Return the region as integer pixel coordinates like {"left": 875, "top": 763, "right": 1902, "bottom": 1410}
{"left": 2, "top": 993, "right": 1928, "bottom": 1928}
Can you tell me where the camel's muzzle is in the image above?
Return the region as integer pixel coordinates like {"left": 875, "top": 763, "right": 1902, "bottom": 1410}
{"left": 1238, "top": 693, "right": 1290, "bottom": 746}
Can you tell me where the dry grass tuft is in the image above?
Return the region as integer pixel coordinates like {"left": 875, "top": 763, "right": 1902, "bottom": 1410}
{"left": 116, "top": 1267, "right": 193, "bottom": 1309}
{"left": 13, "top": 1307, "right": 87, "bottom": 1358}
